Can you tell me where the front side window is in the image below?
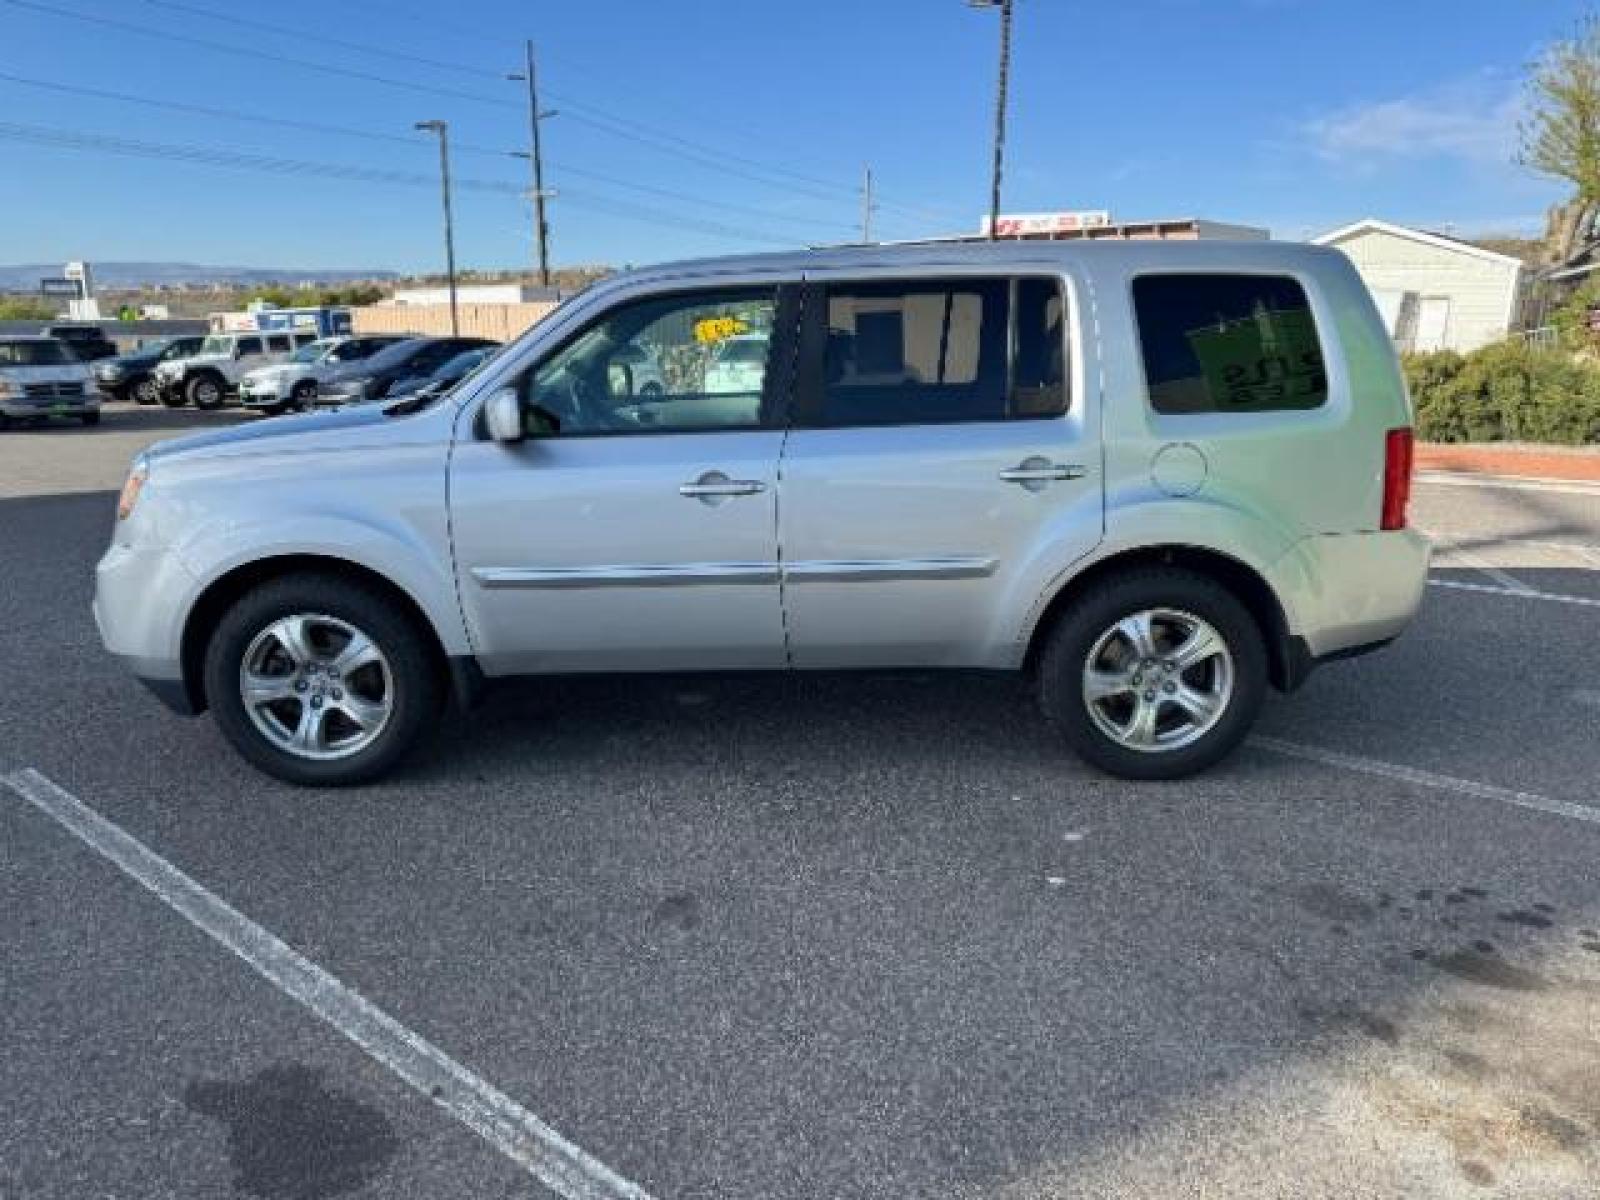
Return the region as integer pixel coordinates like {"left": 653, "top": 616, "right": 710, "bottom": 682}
{"left": 236, "top": 336, "right": 264, "bottom": 357}
{"left": 810, "top": 275, "right": 1068, "bottom": 426}
{"left": 1133, "top": 273, "right": 1328, "bottom": 414}
{"left": 199, "top": 335, "right": 231, "bottom": 356}
{"left": 521, "top": 288, "right": 779, "bottom": 435}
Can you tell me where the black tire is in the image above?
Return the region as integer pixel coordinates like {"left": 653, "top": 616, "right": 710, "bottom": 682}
{"left": 203, "top": 573, "right": 443, "bottom": 786}
{"left": 80, "top": 411, "right": 101, "bottom": 426}
{"left": 132, "top": 377, "right": 160, "bottom": 405}
{"left": 187, "top": 373, "right": 225, "bottom": 410}
{"left": 160, "top": 386, "right": 188, "bottom": 408}
{"left": 290, "top": 380, "right": 318, "bottom": 411}
{"left": 1037, "top": 567, "right": 1267, "bottom": 781}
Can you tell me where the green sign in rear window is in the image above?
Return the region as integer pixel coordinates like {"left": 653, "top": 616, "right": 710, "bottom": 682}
{"left": 1133, "top": 273, "right": 1328, "bottom": 414}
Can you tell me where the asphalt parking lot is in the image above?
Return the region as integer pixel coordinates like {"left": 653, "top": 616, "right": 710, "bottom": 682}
{"left": 3, "top": 403, "right": 1599, "bottom": 1199}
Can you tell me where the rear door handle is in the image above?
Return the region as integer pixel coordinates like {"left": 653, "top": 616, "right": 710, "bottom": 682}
{"left": 999, "top": 458, "right": 1087, "bottom": 484}
{"left": 679, "top": 470, "right": 767, "bottom": 500}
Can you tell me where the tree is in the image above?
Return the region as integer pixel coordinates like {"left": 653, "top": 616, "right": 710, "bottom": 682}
{"left": 1521, "top": 17, "right": 1600, "bottom": 266}
{"left": 0, "top": 296, "right": 58, "bottom": 320}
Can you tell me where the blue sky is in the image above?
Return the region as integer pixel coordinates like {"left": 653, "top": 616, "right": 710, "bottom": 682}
{"left": 0, "top": 0, "right": 1589, "bottom": 272}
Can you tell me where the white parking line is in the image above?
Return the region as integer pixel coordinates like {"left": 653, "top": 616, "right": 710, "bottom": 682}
{"left": 1428, "top": 577, "right": 1600, "bottom": 609}
{"left": 1421, "top": 530, "right": 1535, "bottom": 594}
{"left": 0, "top": 767, "right": 654, "bottom": 1200}
{"left": 1251, "top": 737, "right": 1600, "bottom": 827}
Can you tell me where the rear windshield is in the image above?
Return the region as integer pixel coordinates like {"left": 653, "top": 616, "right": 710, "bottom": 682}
{"left": 0, "top": 340, "right": 72, "bottom": 366}
{"left": 1133, "top": 273, "right": 1328, "bottom": 414}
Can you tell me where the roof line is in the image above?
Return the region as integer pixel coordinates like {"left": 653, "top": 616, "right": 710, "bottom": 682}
{"left": 1311, "top": 218, "right": 1527, "bottom": 268}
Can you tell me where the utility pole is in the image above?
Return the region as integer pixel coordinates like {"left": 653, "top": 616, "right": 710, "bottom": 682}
{"left": 969, "top": 0, "right": 1014, "bottom": 240}
{"left": 508, "top": 41, "right": 557, "bottom": 288}
{"left": 860, "top": 164, "right": 876, "bottom": 243}
{"left": 414, "top": 120, "right": 459, "bottom": 336}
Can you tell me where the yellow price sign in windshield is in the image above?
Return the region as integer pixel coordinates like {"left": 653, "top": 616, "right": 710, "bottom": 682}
{"left": 693, "top": 315, "right": 749, "bottom": 344}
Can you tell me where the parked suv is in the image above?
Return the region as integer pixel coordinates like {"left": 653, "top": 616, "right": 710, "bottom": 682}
{"left": 239, "top": 335, "right": 411, "bottom": 415}
{"left": 93, "top": 336, "right": 206, "bottom": 405}
{"left": 0, "top": 336, "right": 100, "bottom": 426}
{"left": 318, "top": 336, "right": 498, "bottom": 405}
{"left": 96, "top": 242, "right": 1428, "bottom": 786}
{"left": 153, "top": 330, "right": 318, "bottom": 409}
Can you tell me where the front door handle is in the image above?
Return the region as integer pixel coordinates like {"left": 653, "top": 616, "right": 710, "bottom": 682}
{"left": 999, "top": 457, "right": 1087, "bottom": 487}
{"left": 679, "top": 470, "right": 767, "bottom": 501}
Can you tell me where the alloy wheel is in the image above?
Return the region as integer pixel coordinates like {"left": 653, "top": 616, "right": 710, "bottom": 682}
{"left": 1081, "top": 607, "right": 1234, "bottom": 753}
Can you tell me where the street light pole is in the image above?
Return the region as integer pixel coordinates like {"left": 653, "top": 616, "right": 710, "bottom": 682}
{"left": 970, "top": 0, "right": 1014, "bottom": 240}
{"left": 508, "top": 41, "right": 556, "bottom": 288}
{"left": 414, "top": 119, "right": 459, "bottom": 336}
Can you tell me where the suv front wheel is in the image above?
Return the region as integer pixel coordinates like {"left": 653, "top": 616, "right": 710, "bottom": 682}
{"left": 186, "top": 373, "right": 225, "bottom": 410}
{"left": 1037, "top": 568, "right": 1267, "bottom": 780}
{"left": 203, "top": 574, "right": 442, "bottom": 786}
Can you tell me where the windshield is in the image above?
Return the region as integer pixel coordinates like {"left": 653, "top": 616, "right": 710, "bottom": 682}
{"left": 290, "top": 340, "right": 334, "bottom": 364}
{"left": 160, "top": 339, "right": 201, "bottom": 360}
{"left": 199, "top": 335, "right": 232, "bottom": 356}
{"left": 0, "top": 340, "right": 72, "bottom": 366}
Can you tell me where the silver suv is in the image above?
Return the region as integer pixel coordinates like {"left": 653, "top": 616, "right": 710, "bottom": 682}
{"left": 96, "top": 242, "right": 1429, "bottom": 786}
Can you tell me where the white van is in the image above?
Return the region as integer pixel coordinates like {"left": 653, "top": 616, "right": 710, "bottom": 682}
{"left": 0, "top": 336, "right": 100, "bottom": 427}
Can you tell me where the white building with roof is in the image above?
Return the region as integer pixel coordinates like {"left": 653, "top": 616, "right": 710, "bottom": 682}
{"left": 1312, "top": 218, "right": 1527, "bottom": 354}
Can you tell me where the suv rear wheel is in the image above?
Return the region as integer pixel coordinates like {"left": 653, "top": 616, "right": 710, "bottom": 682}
{"left": 1037, "top": 568, "right": 1266, "bottom": 780}
{"left": 203, "top": 574, "right": 442, "bottom": 786}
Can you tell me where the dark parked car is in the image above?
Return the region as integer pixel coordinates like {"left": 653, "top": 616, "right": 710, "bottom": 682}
{"left": 387, "top": 345, "right": 498, "bottom": 399}
{"left": 47, "top": 324, "right": 119, "bottom": 363}
{"left": 92, "top": 336, "right": 207, "bottom": 405}
{"left": 318, "top": 336, "right": 498, "bottom": 404}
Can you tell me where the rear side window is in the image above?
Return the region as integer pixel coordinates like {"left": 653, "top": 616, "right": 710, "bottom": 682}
{"left": 266, "top": 334, "right": 291, "bottom": 353}
{"left": 811, "top": 276, "right": 1067, "bottom": 426}
{"left": 1133, "top": 273, "right": 1327, "bottom": 415}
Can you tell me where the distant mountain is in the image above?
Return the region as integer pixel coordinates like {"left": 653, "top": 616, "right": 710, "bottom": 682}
{"left": 0, "top": 262, "right": 399, "bottom": 289}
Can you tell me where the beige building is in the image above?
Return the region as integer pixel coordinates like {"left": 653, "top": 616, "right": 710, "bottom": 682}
{"left": 1313, "top": 219, "right": 1525, "bottom": 353}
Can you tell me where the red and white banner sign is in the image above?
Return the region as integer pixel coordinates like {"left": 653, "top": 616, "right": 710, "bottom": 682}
{"left": 981, "top": 211, "right": 1112, "bottom": 237}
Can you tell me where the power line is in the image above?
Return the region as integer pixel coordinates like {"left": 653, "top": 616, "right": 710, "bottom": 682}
{"left": 135, "top": 0, "right": 505, "bottom": 82}
{"left": 7, "top": 0, "right": 954, "bottom": 223}
{"left": 2, "top": 0, "right": 516, "bottom": 109}
{"left": 0, "top": 120, "right": 805, "bottom": 247}
{"left": 0, "top": 71, "right": 853, "bottom": 233}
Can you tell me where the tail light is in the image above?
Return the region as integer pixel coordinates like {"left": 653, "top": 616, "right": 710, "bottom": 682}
{"left": 1381, "top": 427, "right": 1413, "bottom": 531}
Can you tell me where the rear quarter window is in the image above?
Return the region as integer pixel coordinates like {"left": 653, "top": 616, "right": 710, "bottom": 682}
{"left": 1133, "top": 273, "right": 1328, "bottom": 415}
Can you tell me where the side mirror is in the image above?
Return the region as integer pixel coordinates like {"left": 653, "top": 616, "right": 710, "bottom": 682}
{"left": 484, "top": 387, "right": 524, "bottom": 443}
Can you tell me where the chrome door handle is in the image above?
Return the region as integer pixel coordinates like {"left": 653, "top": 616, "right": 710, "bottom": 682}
{"left": 679, "top": 470, "right": 766, "bottom": 499}
{"left": 999, "top": 460, "right": 1087, "bottom": 484}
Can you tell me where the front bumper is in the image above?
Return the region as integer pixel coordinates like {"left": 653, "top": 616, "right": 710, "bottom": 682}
{"left": 1, "top": 394, "right": 101, "bottom": 417}
{"left": 94, "top": 537, "right": 199, "bottom": 712}
{"left": 239, "top": 379, "right": 288, "bottom": 407}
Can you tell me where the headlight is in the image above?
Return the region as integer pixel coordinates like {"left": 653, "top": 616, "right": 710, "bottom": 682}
{"left": 98, "top": 364, "right": 125, "bottom": 380}
{"left": 117, "top": 456, "right": 149, "bottom": 521}
{"left": 0, "top": 378, "right": 17, "bottom": 398}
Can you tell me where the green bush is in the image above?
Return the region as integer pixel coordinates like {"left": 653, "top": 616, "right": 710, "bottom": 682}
{"left": 1401, "top": 340, "right": 1600, "bottom": 445}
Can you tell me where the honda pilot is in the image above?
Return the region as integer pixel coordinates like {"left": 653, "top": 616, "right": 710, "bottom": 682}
{"left": 96, "top": 242, "right": 1428, "bottom": 786}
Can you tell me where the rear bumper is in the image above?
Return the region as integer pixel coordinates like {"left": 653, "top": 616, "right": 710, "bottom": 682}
{"left": 1267, "top": 527, "right": 1431, "bottom": 661}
